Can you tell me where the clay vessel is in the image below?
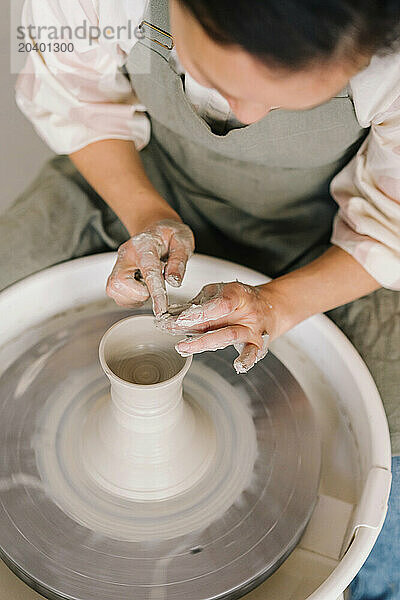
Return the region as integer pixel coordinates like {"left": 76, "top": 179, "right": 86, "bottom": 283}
{"left": 82, "top": 315, "right": 216, "bottom": 500}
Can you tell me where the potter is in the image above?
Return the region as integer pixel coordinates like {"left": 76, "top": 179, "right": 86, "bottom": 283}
{"left": 4, "top": 0, "right": 400, "bottom": 596}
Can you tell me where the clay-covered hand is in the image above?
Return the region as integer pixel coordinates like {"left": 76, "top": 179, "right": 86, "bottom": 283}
{"left": 106, "top": 220, "right": 195, "bottom": 317}
{"left": 159, "top": 282, "right": 275, "bottom": 373}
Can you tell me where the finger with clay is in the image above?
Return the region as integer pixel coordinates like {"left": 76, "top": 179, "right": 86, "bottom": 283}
{"left": 106, "top": 219, "right": 195, "bottom": 318}
{"left": 158, "top": 281, "right": 274, "bottom": 374}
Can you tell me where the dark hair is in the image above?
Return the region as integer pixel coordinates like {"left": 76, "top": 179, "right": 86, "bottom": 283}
{"left": 179, "top": 0, "right": 400, "bottom": 70}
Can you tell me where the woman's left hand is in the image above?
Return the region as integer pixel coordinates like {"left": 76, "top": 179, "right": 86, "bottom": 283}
{"left": 160, "top": 281, "right": 282, "bottom": 373}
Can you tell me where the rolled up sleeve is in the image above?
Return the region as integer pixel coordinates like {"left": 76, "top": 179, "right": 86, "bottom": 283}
{"left": 15, "top": 0, "right": 150, "bottom": 154}
{"left": 331, "top": 97, "right": 400, "bottom": 289}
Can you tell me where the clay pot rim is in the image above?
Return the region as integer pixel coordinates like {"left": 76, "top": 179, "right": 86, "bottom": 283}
{"left": 98, "top": 314, "right": 192, "bottom": 389}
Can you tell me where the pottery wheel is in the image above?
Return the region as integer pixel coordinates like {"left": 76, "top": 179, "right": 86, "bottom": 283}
{"left": 0, "top": 305, "right": 321, "bottom": 600}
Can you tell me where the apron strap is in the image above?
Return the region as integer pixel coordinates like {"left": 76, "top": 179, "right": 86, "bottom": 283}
{"left": 136, "top": 0, "right": 173, "bottom": 61}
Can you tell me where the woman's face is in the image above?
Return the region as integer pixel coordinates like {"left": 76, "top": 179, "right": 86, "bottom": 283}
{"left": 170, "top": 0, "right": 366, "bottom": 124}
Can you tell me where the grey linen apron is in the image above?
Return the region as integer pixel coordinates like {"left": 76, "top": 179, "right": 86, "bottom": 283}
{"left": 0, "top": 0, "right": 399, "bottom": 451}
{"left": 129, "top": 0, "right": 367, "bottom": 277}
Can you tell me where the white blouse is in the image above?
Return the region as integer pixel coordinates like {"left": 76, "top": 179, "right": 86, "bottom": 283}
{"left": 16, "top": 0, "right": 400, "bottom": 289}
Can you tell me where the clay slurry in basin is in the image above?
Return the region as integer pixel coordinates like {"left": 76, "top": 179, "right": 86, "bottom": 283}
{"left": 88, "top": 315, "right": 216, "bottom": 499}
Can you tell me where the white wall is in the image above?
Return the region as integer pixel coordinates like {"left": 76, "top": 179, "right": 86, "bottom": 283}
{"left": 0, "top": 1, "right": 53, "bottom": 213}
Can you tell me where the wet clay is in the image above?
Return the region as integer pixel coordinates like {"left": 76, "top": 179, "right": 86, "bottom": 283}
{"left": 83, "top": 316, "right": 216, "bottom": 499}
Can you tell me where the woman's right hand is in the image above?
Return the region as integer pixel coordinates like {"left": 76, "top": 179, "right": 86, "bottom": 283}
{"left": 106, "top": 219, "right": 195, "bottom": 318}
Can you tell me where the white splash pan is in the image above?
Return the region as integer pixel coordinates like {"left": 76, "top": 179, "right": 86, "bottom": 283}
{"left": 0, "top": 253, "right": 392, "bottom": 600}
